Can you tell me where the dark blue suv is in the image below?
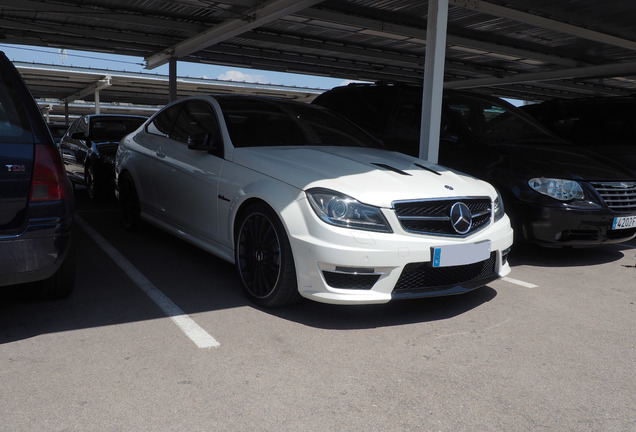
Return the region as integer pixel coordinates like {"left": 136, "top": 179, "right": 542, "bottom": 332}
{"left": 0, "top": 51, "right": 75, "bottom": 298}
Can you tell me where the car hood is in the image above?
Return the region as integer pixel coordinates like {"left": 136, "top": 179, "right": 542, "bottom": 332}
{"left": 477, "top": 142, "right": 634, "bottom": 181}
{"left": 232, "top": 146, "right": 495, "bottom": 207}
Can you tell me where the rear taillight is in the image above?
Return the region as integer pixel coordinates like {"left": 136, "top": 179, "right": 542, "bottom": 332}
{"left": 30, "top": 144, "right": 67, "bottom": 202}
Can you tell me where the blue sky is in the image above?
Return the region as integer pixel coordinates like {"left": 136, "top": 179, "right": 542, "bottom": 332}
{"left": 0, "top": 43, "right": 350, "bottom": 90}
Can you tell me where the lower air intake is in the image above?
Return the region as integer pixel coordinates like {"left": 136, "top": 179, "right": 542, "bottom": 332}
{"left": 394, "top": 252, "right": 497, "bottom": 295}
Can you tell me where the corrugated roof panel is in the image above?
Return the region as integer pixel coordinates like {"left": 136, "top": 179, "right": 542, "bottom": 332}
{"left": 1, "top": 0, "right": 635, "bottom": 101}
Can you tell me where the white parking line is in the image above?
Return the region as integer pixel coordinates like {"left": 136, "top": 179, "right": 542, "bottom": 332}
{"left": 502, "top": 276, "right": 538, "bottom": 289}
{"left": 75, "top": 216, "right": 220, "bottom": 349}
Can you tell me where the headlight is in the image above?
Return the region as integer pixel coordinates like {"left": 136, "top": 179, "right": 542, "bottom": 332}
{"left": 528, "top": 178, "right": 584, "bottom": 201}
{"left": 307, "top": 188, "right": 392, "bottom": 233}
{"left": 494, "top": 190, "right": 505, "bottom": 221}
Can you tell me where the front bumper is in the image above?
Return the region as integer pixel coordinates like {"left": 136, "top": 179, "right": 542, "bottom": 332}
{"left": 282, "top": 203, "right": 514, "bottom": 305}
{"left": 514, "top": 202, "right": 636, "bottom": 246}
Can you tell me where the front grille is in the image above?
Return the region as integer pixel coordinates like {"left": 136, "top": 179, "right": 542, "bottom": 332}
{"left": 393, "top": 198, "right": 492, "bottom": 236}
{"left": 591, "top": 182, "right": 636, "bottom": 213}
{"left": 394, "top": 252, "right": 497, "bottom": 294}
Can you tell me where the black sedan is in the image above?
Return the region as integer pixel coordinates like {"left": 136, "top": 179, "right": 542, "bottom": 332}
{"left": 314, "top": 84, "right": 636, "bottom": 247}
{"left": 0, "top": 51, "right": 75, "bottom": 298}
{"left": 60, "top": 114, "right": 146, "bottom": 199}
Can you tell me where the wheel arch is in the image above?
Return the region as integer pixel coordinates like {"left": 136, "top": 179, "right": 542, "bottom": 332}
{"left": 229, "top": 181, "right": 305, "bottom": 250}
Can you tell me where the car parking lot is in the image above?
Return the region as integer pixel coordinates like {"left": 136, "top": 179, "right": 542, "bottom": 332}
{"left": 1, "top": 188, "right": 635, "bottom": 432}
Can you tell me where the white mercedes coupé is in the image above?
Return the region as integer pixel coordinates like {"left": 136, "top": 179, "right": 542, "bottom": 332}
{"left": 115, "top": 95, "right": 513, "bottom": 307}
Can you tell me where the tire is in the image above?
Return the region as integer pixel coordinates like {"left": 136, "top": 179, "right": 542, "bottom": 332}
{"left": 37, "top": 238, "right": 75, "bottom": 300}
{"left": 118, "top": 172, "right": 141, "bottom": 230}
{"left": 235, "top": 203, "right": 300, "bottom": 307}
{"left": 85, "top": 164, "right": 98, "bottom": 200}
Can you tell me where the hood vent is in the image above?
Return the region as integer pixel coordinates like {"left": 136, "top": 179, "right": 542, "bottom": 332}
{"left": 414, "top": 163, "right": 441, "bottom": 176}
{"left": 371, "top": 163, "right": 411, "bottom": 176}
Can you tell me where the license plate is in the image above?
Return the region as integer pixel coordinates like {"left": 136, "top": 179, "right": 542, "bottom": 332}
{"left": 432, "top": 241, "right": 491, "bottom": 268}
{"left": 612, "top": 215, "right": 636, "bottom": 230}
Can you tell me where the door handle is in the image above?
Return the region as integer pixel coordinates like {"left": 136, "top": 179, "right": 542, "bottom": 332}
{"left": 156, "top": 146, "right": 166, "bottom": 158}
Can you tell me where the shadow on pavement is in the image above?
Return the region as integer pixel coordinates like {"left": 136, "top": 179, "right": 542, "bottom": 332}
{"left": 267, "top": 286, "right": 497, "bottom": 330}
{"left": 507, "top": 241, "right": 632, "bottom": 268}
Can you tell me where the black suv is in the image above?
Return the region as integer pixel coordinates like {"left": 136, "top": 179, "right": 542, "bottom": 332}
{"left": 313, "top": 83, "right": 636, "bottom": 246}
{"left": 0, "top": 51, "right": 75, "bottom": 298}
{"left": 60, "top": 114, "right": 147, "bottom": 199}
{"left": 521, "top": 96, "right": 636, "bottom": 174}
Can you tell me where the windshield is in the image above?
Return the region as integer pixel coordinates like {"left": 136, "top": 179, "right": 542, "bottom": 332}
{"left": 89, "top": 117, "right": 146, "bottom": 142}
{"left": 217, "top": 97, "right": 383, "bottom": 149}
{"left": 444, "top": 94, "right": 553, "bottom": 143}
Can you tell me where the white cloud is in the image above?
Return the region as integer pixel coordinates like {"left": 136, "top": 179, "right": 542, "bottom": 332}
{"left": 218, "top": 70, "right": 269, "bottom": 84}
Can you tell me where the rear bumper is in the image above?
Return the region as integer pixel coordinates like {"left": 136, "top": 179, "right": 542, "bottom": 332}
{"left": 0, "top": 201, "right": 74, "bottom": 288}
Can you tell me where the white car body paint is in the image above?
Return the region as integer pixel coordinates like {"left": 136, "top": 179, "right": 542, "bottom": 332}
{"left": 117, "top": 95, "right": 514, "bottom": 305}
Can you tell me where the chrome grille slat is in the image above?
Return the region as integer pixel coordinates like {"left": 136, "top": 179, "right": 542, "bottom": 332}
{"left": 591, "top": 182, "right": 636, "bottom": 213}
{"left": 393, "top": 197, "right": 492, "bottom": 236}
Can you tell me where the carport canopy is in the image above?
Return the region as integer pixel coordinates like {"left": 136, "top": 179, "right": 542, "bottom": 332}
{"left": 2, "top": 0, "right": 636, "bottom": 162}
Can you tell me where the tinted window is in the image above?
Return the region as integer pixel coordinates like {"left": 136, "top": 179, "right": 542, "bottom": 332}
{"left": 66, "top": 117, "right": 81, "bottom": 137}
{"left": 0, "top": 67, "right": 33, "bottom": 144}
{"left": 147, "top": 103, "right": 182, "bottom": 137}
{"left": 89, "top": 116, "right": 146, "bottom": 141}
{"left": 315, "top": 87, "right": 395, "bottom": 138}
{"left": 444, "top": 94, "right": 549, "bottom": 142}
{"left": 170, "top": 101, "right": 220, "bottom": 145}
{"left": 218, "top": 97, "right": 381, "bottom": 149}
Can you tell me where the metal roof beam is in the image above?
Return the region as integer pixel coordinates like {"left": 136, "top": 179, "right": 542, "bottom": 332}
{"left": 63, "top": 76, "right": 112, "bottom": 103}
{"left": 145, "top": 0, "right": 324, "bottom": 69}
{"left": 1, "top": 0, "right": 204, "bottom": 33}
{"left": 295, "top": 8, "right": 579, "bottom": 67}
{"left": 449, "top": 0, "right": 636, "bottom": 51}
{"left": 237, "top": 31, "right": 421, "bottom": 67}
{"left": 444, "top": 61, "right": 636, "bottom": 89}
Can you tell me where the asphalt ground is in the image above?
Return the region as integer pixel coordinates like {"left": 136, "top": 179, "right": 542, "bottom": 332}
{"left": 1, "top": 189, "right": 635, "bottom": 432}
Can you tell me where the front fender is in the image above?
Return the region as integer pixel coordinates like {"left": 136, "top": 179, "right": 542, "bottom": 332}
{"left": 217, "top": 163, "right": 304, "bottom": 251}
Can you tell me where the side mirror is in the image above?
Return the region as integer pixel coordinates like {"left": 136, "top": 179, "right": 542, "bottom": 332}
{"left": 71, "top": 131, "right": 87, "bottom": 140}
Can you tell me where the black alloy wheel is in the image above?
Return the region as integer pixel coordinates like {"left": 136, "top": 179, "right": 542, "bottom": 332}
{"left": 235, "top": 203, "right": 299, "bottom": 307}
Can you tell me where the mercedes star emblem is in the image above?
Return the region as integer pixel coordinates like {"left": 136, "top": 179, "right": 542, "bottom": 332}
{"left": 450, "top": 202, "right": 472, "bottom": 234}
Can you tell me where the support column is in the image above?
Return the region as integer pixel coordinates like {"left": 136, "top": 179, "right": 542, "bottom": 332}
{"left": 419, "top": 0, "right": 449, "bottom": 164}
{"left": 95, "top": 89, "right": 101, "bottom": 114}
{"left": 169, "top": 57, "right": 178, "bottom": 102}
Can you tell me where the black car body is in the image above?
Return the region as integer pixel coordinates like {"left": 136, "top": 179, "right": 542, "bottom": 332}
{"left": 521, "top": 96, "right": 636, "bottom": 175}
{"left": 60, "top": 114, "right": 146, "bottom": 199}
{"left": 313, "top": 83, "right": 636, "bottom": 246}
{"left": 0, "top": 51, "right": 75, "bottom": 297}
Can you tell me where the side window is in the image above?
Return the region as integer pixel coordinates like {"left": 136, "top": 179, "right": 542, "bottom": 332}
{"left": 170, "top": 100, "right": 222, "bottom": 156}
{"left": 65, "top": 117, "right": 81, "bottom": 137}
{"left": 78, "top": 116, "right": 89, "bottom": 135}
{"left": 147, "top": 103, "right": 182, "bottom": 137}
